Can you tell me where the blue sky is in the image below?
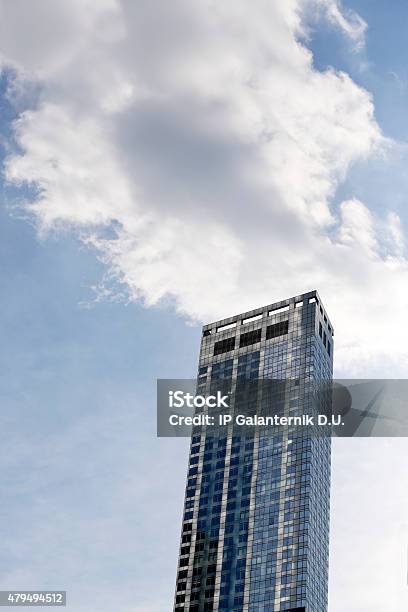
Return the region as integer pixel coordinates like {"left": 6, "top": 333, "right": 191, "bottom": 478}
{"left": 1, "top": 1, "right": 408, "bottom": 610}
{"left": 0, "top": 205, "right": 198, "bottom": 609}
{"left": 310, "top": 1, "right": 408, "bottom": 220}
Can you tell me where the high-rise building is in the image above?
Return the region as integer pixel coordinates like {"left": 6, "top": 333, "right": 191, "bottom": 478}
{"left": 174, "top": 290, "right": 333, "bottom": 612}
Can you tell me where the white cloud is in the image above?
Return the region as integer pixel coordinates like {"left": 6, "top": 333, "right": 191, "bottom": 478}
{"left": 338, "top": 198, "right": 378, "bottom": 254}
{"left": 386, "top": 210, "right": 405, "bottom": 257}
{"left": 1, "top": 0, "right": 407, "bottom": 375}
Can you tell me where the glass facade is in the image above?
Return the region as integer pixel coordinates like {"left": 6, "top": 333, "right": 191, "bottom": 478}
{"left": 174, "top": 291, "right": 333, "bottom": 612}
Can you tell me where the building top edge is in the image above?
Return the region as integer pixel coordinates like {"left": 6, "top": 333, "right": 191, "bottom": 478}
{"left": 202, "top": 290, "right": 334, "bottom": 334}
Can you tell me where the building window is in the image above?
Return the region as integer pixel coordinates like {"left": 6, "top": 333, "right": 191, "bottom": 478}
{"left": 266, "top": 320, "right": 289, "bottom": 340}
{"left": 214, "top": 336, "right": 235, "bottom": 356}
{"left": 239, "top": 328, "right": 262, "bottom": 348}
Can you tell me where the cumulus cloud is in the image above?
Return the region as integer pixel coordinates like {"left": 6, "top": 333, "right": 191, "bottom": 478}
{"left": 1, "top": 0, "right": 407, "bottom": 374}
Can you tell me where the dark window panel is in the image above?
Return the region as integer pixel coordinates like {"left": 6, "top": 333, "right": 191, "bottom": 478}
{"left": 266, "top": 320, "right": 289, "bottom": 340}
{"left": 239, "top": 328, "right": 262, "bottom": 348}
{"left": 214, "top": 336, "right": 235, "bottom": 356}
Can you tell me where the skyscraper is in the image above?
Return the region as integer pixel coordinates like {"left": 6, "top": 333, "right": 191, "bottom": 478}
{"left": 174, "top": 291, "right": 333, "bottom": 612}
